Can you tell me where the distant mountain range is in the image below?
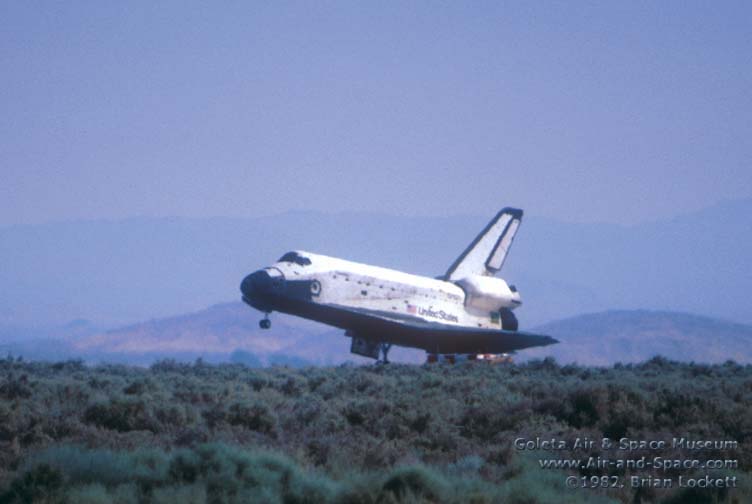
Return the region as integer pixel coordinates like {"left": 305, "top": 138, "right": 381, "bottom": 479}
{"left": 69, "top": 303, "right": 354, "bottom": 366}
{"left": 1, "top": 198, "right": 750, "bottom": 332}
{"left": 2, "top": 304, "right": 750, "bottom": 366}
{"left": 523, "top": 310, "right": 752, "bottom": 365}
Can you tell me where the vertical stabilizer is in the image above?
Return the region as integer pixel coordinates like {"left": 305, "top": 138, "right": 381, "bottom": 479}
{"left": 445, "top": 208, "right": 523, "bottom": 280}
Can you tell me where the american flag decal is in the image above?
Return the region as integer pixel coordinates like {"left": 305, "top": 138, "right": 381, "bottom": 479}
{"left": 407, "top": 304, "right": 417, "bottom": 314}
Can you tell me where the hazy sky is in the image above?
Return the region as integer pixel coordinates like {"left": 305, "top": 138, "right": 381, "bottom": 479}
{"left": 2, "top": 1, "right": 750, "bottom": 226}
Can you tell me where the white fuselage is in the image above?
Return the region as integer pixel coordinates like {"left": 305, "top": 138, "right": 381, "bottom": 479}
{"left": 265, "top": 250, "right": 521, "bottom": 330}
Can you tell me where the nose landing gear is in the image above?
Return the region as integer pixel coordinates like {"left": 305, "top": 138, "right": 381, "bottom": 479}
{"left": 259, "top": 315, "right": 271, "bottom": 329}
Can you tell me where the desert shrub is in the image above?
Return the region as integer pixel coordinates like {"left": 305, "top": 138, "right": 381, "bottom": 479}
{"left": 408, "top": 412, "right": 431, "bottom": 435}
{"left": 286, "top": 393, "right": 327, "bottom": 429}
{"left": 460, "top": 399, "right": 533, "bottom": 439}
{"left": 107, "top": 483, "right": 140, "bottom": 504}
{"left": 533, "top": 387, "right": 608, "bottom": 429}
{"left": 123, "top": 378, "right": 157, "bottom": 396}
{"left": 170, "top": 376, "right": 220, "bottom": 404}
{"left": 496, "top": 455, "right": 617, "bottom": 504}
{"left": 641, "top": 355, "right": 673, "bottom": 371}
{"left": 333, "top": 464, "right": 513, "bottom": 504}
{"left": 151, "top": 482, "right": 206, "bottom": 504}
{"left": 154, "top": 403, "right": 195, "bottom": 430}
{"left": 127, "top": 448, "right": 171, "bottom": 483}
{"left": 4, "top": 444, "right": 338, "bottom": 503}
{"left": 343, "top": 400, "right": 367, "bottom": 427}
{"left": 447, "top": 455, "right": 484, "bottom": 477}
{"left": 306, "top": 372, "right": 328, "bottom": 393}
{"left": 51, "top": 359, "right": 86, "bottom": 372}
{"left": 84, "top": 397, "right": 159, "bottom": 433}
{"left": 0, "top": 463, "right": 63, "bottom": 504}
{"left": 227, "top": 401, "right": 277, "bottom": 436}
{"left": 652, "top": 389, "right": 712, "bottom": 429}
{"left": 524, "top": 356, "right": 560, "bottom": 372}
{"left": 567, "top": 388, "right": 607, "bottom": 428}
{"left": 166, "top": 448, "right": 202, "bottom": 484}
{"left": 0, "top": 374, "right": 32, "bottom": 400}
{"left": 280, "top": 375, "right": 306, "bottom": 396}
{"left": 658, "top": 469, "right": 752, "bottom": 504}
{"left": 65, "top": 483, "right": 111, "bottom": 504}
{"left": 381, "top": 466, "right": 445, "bottom": 502}
{"left": 361, "top": 440, "right": 409, "bottom": 470}
{"left": 718, "top": 405, "right": 752, "bottom": 444}
{"left": 341, "top": 398, "right": 392, "bottom": 436}
{"left": 0, "top": 359, "right": 750, "bottom": 503}
{"left": 150, "top": 359, "right": 192, "bottom": 374}
{"left": 417, "top": 420, "right": 461, "bottom": 455}
{"left": 599, "top": 386, "right": 650, "bottom": 439}
{"left": 166, "top": 444, "right": 335, "bottom": 503}
{"left": 229, "top": 349, "right": 262, "bottom": 368}
{"left": 27, "top": 445, "right": 134, "bottom": 486}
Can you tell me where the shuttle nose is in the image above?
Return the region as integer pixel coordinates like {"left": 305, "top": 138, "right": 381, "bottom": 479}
{"left": 240, "top": 268, "right": 284, "bottom": 300}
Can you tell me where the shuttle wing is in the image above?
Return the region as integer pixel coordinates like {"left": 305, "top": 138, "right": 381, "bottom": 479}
{"left": 445, "top": 207, "right": 523, "bottom": 281}
{"left": 322, "top": 303, "right": 557, "bottom": 355}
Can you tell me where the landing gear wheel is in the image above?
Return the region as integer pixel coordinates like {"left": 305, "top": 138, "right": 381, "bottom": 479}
{"left": 259, "top": 318, "right": 271, "bottom": 329}
{"left": 378, "top": 343, "right": 392, "bottom": 364}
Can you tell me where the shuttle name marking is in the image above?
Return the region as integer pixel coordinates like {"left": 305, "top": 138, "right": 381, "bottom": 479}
{"left": 408, "top": 304, "right": 458, "bottom": 323}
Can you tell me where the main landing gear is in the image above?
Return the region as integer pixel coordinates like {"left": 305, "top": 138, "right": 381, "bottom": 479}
{"left": 377, "top": 343, "right": 392, "bottom": 364}
{"left": 259, "top": 315, "right": 271, "bottom": 329}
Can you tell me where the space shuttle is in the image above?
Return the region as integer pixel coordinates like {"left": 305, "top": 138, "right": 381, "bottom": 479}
{"left": 240, "top": 207, "right": 557, "bottom": 362}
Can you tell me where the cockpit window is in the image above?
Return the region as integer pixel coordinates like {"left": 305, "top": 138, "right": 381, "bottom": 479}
{"left": 278, "top": 251, "right": 312, "bottom": 266}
